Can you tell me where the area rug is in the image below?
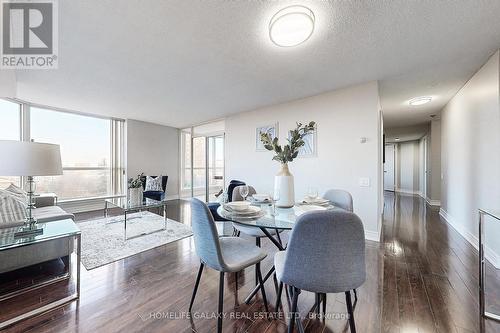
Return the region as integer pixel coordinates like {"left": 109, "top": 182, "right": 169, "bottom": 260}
{"left": 78, "top": 211, "right": 192, "bottom": 270}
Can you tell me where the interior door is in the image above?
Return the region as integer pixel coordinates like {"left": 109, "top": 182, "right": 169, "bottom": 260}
{"left": 384, "top": 144, "right": 395, "bottom": 191}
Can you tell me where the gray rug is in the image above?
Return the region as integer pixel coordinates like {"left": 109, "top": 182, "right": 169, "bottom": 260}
{"left": 78, "top": 211, "right": 192, "bottom": 270}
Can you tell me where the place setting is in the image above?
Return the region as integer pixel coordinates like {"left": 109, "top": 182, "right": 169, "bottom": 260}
{"left": 298, "top": 187, "right": 331, "bottom": 207}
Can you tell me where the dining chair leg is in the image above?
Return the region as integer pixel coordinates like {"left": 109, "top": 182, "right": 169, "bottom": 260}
{"left": 189, "top": 262, "right": 204, "bottom": 313}
{"left": 353, "top": 288, "right": 358, "bottom": 303}
{"left": 256, "top": 262, "right": 269, "bottom": 312}
{"left": 322, "top": 293, "right": 327, "bottom": 319}
{"left": 217, "top": 272, "right": 225, "bottom": 333}
{"left": 288, "top": 286, "right": 300, "bottom": 333}
{"left": 255, "top": 238, "right": 261, "bottom": 286}
{"left": 275, "top": 281, "right": 283, "bottom": 311}
{"left": 345, "top": 290, "right": 356, "bottom": 333}
{"left": 315, "top": 293, "right": 320, "bottom": 315}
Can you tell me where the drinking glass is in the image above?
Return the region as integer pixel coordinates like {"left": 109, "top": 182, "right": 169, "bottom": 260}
{"left": 270, "top": 191, "right": 280, "bottom": 216}
{"left": 307, "top": 187, "right": 318, "bottom": 200}
{"left": 239, "top": 185, "right": 249, "bottom": 201}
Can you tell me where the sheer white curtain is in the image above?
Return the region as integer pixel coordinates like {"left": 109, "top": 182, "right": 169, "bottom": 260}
{"left": 111, "top": 119, "right": 125, "bottom": 196}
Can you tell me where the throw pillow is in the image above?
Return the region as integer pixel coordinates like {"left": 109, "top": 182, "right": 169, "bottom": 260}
{"left": 0, "top": 189, "right": 27, "bottom": 225}
{"left": 4, "top": 183, "right": 28, "bottom": 204}
{"left": 145, "top": 176, "right": 163, "bottom": 192}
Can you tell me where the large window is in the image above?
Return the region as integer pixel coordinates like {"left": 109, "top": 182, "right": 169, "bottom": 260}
{"left": 0, "top": 100, "right": 21, "bottom": 188}
{"left": 30, "top": 107, "right": 113, "bottom": 199}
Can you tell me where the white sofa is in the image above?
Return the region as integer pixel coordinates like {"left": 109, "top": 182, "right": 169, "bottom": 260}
{"left": 0, "top": 195, "right": 75, "bottom": 274}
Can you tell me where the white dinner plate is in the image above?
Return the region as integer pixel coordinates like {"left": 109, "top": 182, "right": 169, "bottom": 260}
{"left": 224, "top": 205, "right": 262, "bottom": 216}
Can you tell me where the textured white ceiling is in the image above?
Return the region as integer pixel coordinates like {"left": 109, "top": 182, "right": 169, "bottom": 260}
{"left": 13, "top": 0, "right": 500, "bottom": 128}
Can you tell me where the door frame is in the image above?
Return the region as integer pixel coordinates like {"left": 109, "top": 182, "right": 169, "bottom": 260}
{"left": 384, "top": 143, "right": 396, "bottom": 192}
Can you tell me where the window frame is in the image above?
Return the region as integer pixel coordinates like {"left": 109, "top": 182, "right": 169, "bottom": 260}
{"left": 1, "top": 98, "right": 125, "bottom": 202}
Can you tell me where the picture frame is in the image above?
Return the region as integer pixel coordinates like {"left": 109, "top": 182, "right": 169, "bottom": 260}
{"left": 256, "top": 123, "right": 278, "bottom": 151}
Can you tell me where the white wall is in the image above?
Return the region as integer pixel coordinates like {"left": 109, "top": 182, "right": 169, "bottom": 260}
{"left": 127, "top": 119, "right": 180, "bottom": 199}
{"left": 440, "top": 50, "right": 500, "bottom": 267}
{"left": 0, "top": 70, "right": 16, "bottom": 98}
{"left": 419, "top": 137, "right": 427, "bottom": 197}
{"left": 396, "top": 141, "right": 420, "bottom": 194}
{"left": 428, "top": 119, "right": 441, "bottom": 203}
{"left": 225, "top": 82, "right": 382, "bottom": 241}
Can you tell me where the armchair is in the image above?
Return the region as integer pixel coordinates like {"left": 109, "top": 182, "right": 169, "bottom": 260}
{"left": 140, "top": 175, "right": 168, "bottom": 201}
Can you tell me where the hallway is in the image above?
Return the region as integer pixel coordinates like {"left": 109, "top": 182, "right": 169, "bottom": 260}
{"left": 382, "top": 192, "right": 499, "bottom": 333}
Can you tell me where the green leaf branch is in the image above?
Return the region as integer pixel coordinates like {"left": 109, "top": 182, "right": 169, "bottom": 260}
{"left": 260, "top": 121, "right": 315, "bottom": 164}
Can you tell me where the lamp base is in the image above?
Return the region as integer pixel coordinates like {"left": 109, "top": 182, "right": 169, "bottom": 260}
{"left": 14, "top": 225, "right": 44, "bottom": 238}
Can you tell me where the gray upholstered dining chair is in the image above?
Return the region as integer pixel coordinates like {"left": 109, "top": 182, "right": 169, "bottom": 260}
{"left": 188, "top": 198, "right": 269, "bottom": 333}
{"left": 274, "top": 210, "right": 365, "bottom": 333}
{"left": 323, "top": 189, "right": 353, "bottom": 212}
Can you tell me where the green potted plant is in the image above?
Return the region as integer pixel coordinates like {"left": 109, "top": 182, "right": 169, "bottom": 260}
{"left": 128, "top": 173, "right": 144, "bottom": 206}
{"left": 260, "top": 121, "right": 315, "bottom": 207}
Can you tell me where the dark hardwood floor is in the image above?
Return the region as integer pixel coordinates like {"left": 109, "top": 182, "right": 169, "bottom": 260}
{"left": 2, "top": 193, "right": 500, "bottom": 332}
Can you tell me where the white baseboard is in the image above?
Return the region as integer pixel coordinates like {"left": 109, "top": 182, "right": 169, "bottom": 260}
{"left": 439, "top": 208, "right": 500, "bottom": 269}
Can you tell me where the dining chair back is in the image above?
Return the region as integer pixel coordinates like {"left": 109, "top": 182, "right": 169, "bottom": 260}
{"left": 190, "top": 197, "right": 225, "bottom": 271}
{"left": 323, "top": 189, "right": 353, "bottom": 212}
{"left": 231, "top": 185, "right": 256, "bottom": 202}
{"left": 275, "top": 210, "right": 365, "bottom": 332}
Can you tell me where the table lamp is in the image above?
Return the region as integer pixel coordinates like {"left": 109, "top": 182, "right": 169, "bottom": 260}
{"left": 0, "top": 140, "right": 62, "bottom": 236}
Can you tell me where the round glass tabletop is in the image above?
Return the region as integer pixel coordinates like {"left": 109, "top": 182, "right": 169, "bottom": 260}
{"left": 217, "top": 203, "right": 336, "bottom": 230}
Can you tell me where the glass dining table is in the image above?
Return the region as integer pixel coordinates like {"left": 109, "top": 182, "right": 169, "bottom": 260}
{"left": 217, "top": 201, "right": 336, "bottom": 304}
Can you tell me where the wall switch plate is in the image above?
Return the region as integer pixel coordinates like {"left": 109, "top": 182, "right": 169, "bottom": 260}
{"left": 359, "top": 177, "right": 370, "bottom": 187}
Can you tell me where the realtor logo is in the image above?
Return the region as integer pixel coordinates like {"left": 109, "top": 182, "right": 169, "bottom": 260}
{"left": 1, "top": 0, "right": 58, "bottom": 69}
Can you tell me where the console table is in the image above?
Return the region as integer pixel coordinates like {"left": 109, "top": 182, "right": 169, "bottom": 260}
{"left": 479, "top": 208, "right": 500, "bottom": 329}
{"left": 0, "top": 219, "right": 81, "bottom": 329}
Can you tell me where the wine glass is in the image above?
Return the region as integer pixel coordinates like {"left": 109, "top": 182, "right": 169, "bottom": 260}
{"left": 270, "top": 191, "right": 280, "bottom": 216}
{"left": 307, "top": 187, "right": 318, "bottom": 201}
{"left": 239, "top": 185, "right": 249, "bottom": 201}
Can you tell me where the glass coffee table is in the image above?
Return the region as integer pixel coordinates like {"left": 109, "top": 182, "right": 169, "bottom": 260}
{"left": 104, "top": 197, "right": 168, "bottom": 240}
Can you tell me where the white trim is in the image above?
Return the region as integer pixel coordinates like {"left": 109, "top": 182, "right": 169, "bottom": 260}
{"left": 439, "top": 208, "right": 500, "bottom": 269}
{"left": 365, "top": 229, "right": 380, "bottom": 242}
{"left": 395, "top": 188, "right": 421, "bottom": 196}
{"left": 425, "top": 197, "right": 441, "bottom": 207}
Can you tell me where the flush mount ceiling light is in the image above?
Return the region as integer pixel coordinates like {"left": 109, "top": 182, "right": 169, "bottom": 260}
{"left": 395, "top": 138, "right": 400, "bottom": 141}
{"left": 269, "top": 5, "right": 315, "bottom": 47}
{"left": 409, "top": 96, "right": 432, "bottom": 106}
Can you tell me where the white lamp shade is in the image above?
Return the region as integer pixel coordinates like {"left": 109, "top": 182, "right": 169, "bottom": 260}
{"left": 0, "top": 140, "right": 63, "bottom": 176}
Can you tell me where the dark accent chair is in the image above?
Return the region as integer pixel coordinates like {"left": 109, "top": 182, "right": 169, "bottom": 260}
{"left": 140, "top": 175, "right": 168, "bottom": 201}
{"left": 207, "top": 180, "right": 246, "bottom": 221}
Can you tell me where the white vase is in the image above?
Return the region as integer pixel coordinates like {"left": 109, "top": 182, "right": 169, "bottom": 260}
{"left": 128, "top": 187, "right": 143, "bottom": 206}
{"left": 274, "top": 163, "right": 295, "bottom": 208}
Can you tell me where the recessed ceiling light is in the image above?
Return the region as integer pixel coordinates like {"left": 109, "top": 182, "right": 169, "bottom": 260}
{"left": 409, "top": 96, "right": 432, "bottom": 106}
{"left": 269, "top": 6, "right": 315, "bottom": 47}
{"left": 395, "top": 138, "right": 400, "bottom": 141}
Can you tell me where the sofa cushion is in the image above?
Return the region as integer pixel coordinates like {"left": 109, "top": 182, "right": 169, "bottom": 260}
{"left": 33, "top": 206, "right": 74, "bottom": 223}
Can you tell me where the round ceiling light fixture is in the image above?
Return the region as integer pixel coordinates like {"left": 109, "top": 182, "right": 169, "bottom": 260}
{"left": 409, "top": 96, "right": 432, "bottom": 106}
{"left": 269, "top": 5, "right": 315, "bottom": 47}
